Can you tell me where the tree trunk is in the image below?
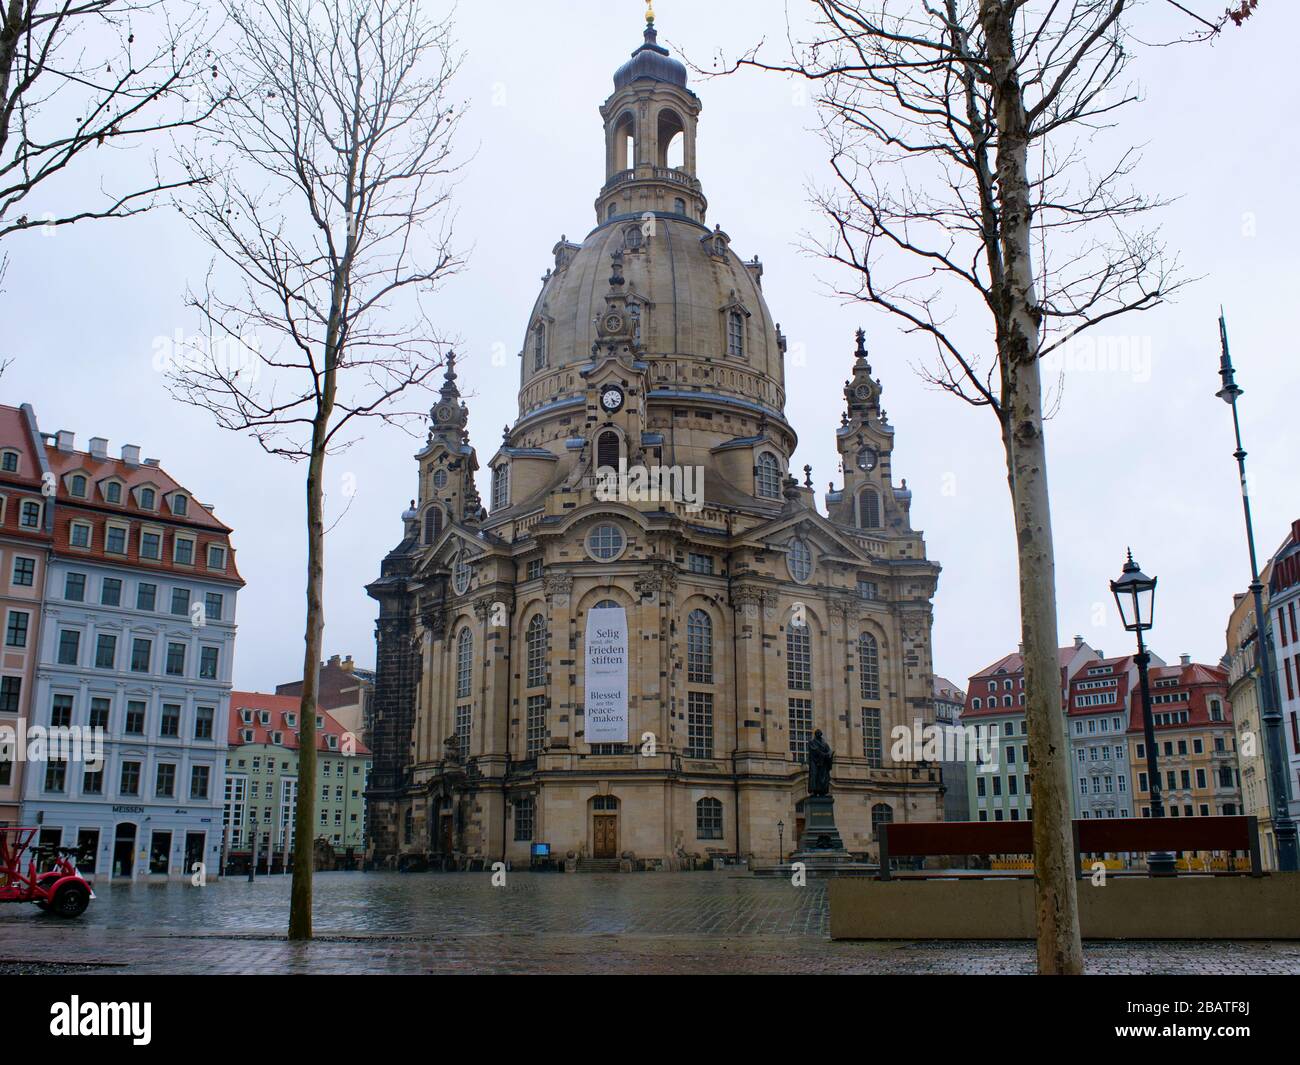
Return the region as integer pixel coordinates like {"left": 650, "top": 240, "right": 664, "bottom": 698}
{"left": 982, "top": 0, "right": 1083, "bottom": 975}
{"left": 288, "top": 428, "right": 327, "bottom": 940}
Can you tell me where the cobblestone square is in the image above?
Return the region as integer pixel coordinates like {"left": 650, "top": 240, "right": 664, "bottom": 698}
{"left": 2, "top": 872, "right": 1298, "bottom": 975}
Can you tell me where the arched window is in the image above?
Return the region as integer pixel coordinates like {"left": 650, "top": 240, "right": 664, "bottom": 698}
{"left": 596, "top": 430, "right": 620, "bottom": 472}
{"left": 787, "top": 625, "right": 811, "bottom": 691}
{"left": 727, "top": 311, "right": 745, "bottom": 358}
{"left": 491, "top": 464, "right": 510, "bottom": 511}
{"left": 526, "top": 615, "right": 546, "bottom": 689}
{"left": 424, "top": 507, "right": 442, "bottom": 545}
{"left": 871, "top": 802, "right": 893, "bottom": 840}
{"left": 453, "top": 552, "right": 471, "bottom": 595}
{"left": 455, "top": 627, "right": 473, "bottom": 700}
{"left": 657, "top": 108, "right": 686, "bottom": 168}
{"left": 674, "top": 197, "right": 686, "bottom": 216}
{"left": 105, "top": 482, "right": 122, "bottom": 503}
{"left": 696, "top": 797, "right": 724, "bottom": 840}
{"left": 858, "top": 487, "right": 881, "bottom": 529}
{"left": 755, "top": 452, "right": 781, "bottom": 499}
{"left": 140, "top": 487, "right": 156, "bottom": 510}
{"left": 533, "top": 323, "right": 546, "bottom": 370}
{"left": 859, "top": 633, "right": 880, "bottom": 701}
{"left": 608, "top": 203, "right": 618, "bottom": 221}
{"left": 687, "top": 609, "right": 713, "bottom": 684}
{"left": 787, "top": 538, "right": 813, "bottom": 583}
{"left": 70, "top": 474, "right": 87, "bottom": 497}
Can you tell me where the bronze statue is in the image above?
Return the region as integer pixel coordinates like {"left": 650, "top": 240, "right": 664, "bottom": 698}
{"left": 807, "top": 729, "right": 833, "bottom": 796}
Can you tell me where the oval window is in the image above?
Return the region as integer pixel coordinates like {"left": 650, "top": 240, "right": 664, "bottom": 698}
{"left": 787, "top": 538, "right": 813, "bottom": 583}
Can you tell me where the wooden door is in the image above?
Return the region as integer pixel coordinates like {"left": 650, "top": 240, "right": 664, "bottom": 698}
{"left": 593, "top": 815, "right": 617, "bottom": 858}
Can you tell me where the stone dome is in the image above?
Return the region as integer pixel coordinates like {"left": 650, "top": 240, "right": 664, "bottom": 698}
{"left": 520, "top": 215, "right": 786, "bottom": 419}
{"left": 613, "top": 24, "right": 687, "bottom": 91}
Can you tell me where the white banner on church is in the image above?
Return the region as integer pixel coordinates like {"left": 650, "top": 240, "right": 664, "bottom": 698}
{"left": 584, "top": 604, "right": 629, "bottom": 743}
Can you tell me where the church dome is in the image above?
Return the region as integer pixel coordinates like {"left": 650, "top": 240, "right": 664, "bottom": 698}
{"left": 520, "top": 215, "right": 787, "bottom": 420}
{"left": 613, "top": 24, "right": 687, "bottom": 91}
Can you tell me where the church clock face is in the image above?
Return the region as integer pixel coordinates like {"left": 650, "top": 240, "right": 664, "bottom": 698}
{"left": 602, "top": 312, "right": 625, "bottom": 335}
{"left": 856, "top": 446, "right": 878, "bottom": 472}
{"left": 599, "top": 385, "right": 625, "bottom": 414}
{"left": 854, "top": 384, "right": 872, "bottom": 401}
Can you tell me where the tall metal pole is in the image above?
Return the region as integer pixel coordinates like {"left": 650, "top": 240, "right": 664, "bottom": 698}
{"left": 1217, "top": 313, "right": 1298, "bottom": 872}
{"left": 1134, "top": 626, "right": 1175, "bottom": 875}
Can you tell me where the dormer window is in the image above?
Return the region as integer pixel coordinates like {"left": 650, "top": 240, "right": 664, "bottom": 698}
{"left": 69, "top": 474, "right": 87, "bottom": 498}
{"left": 19, "top": 500, "right": 41, "bottom": 527}
{"left": 139, "top": 487, "right": 156, "bottom": 510}
{"left": 104, "top": 481, "right": 123, "bottom": 504}
{"left": 424, "top": 506, "right": 442, "bottom": 545}
{"left": 273, "top": 731, "right": 284, "bottom": 745}
{"left": 533, "top": 323, "right": 546, "bottom": 370}
{"left": 755, "top": 452, "right": 781, "bottom": 500}
{"left": 327, "top": 735, "right": 338, "bottom": 751}
{"left": 1, "top": 450, "right": 18, "bottom": 473}
{"left": 286, "top": 712, "right": 297, "bottom": 727}
{"left": 241, "top": 709, "right": 253, "bottom": 724}
{"left": 259, "top": 711, "right": 270, "bottom": 725}
{"left": 491, "top": 464, "right": 510, "bottom": 511}
{"left": 172, "top": 494, "right": 189, "bottom": 516}
{"left": 174, "top": 534, "right": 196, "bottom": 566}
{"left": 727, "top": 311, "right": 745, "bottom": 358}
{"left": 207, "top": 544, "right": 227, "bottom": 570}
{"left": 242, "top": 728, "right": 254, "bottom": 742}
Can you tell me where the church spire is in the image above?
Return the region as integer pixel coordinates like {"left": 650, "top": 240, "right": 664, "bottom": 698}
{"left": 843, "top": 328, "right": 882, "bottom": 418}
{"left": 429, "top": 350, "right": 470, "bottom": 441}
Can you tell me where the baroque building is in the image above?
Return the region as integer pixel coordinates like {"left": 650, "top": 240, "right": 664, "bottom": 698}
{"left": 366, "top": 15, "right": 942, "bottom": 868}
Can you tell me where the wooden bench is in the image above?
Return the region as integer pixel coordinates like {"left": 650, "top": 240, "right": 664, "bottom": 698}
{"left": 877, "top": 815, "right": 1263, "bottom": 880}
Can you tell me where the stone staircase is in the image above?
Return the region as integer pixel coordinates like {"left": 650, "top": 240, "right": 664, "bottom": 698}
{"left": 576, "top": 858, "right": 622, "bottom": 873}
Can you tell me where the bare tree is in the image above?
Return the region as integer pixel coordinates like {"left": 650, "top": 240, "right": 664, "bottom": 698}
{"left": 720, "top": 0, "right": 1248, "bottom": 973}
{"left": 0, "top": 1, "right": 222, "bottom": 244}
{"left": 165, "top": 0, "right": 464, "bottom": 940}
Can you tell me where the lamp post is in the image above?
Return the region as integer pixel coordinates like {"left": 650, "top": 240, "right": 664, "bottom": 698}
{"left": 1216, "top": 314, "right": 1298, "bottom": 872}
{"left": 777, "top": 820, "right": 785, "bottom": 866}
{"left": 1110, "top": 550, "right": 1176, "bottom": 877}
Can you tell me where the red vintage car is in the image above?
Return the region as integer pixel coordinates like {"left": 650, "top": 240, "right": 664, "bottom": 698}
{"left": 0, "top": 827, "right": 95, "bottom": 917}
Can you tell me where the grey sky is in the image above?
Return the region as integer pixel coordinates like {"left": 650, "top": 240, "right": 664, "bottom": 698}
{"left": 3, "top": 0, "right": 1296, "bottom": 694}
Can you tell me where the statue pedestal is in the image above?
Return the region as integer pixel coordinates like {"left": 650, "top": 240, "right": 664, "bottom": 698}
{"left": 794, "top": 795, "right": 846, "bottom": 856}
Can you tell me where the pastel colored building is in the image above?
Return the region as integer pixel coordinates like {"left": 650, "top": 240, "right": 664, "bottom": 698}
{"left": 1265, "top": 520, "right": 1300, "bottom": 823}
{"left": 18, "top": 427, "right": 241, "bottom": 879}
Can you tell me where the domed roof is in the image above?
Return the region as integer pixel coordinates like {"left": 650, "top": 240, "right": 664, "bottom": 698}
{"left": 522, "top": 216, "right": 786, "bottom": 417}
{"left": 613, "top": 24, "right": 687, "bottom": 91}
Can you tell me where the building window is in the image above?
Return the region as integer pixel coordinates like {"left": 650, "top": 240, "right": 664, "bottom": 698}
{"left": 787, "top": 624, "right": 811, "bottom": 691}
{"left": 787, "top": 538, "right": 812, "bottom": 583}
{"left": 190, "top": 765, "right": 210, "bottom": 800}
{"left": 4, "top": 610, "right": 29, "bottom": 648}
{"left": 788, "top": 698, "right": 813, "bottom": 758}
{"left": 140, "top": 531, "right": 162, "bottom": 560}
{"left": 526, "top": 695, "right": 547, "bottom": 756}
{"left": 696, "top": 797, "right": 724, "bottom": 840}
{"left": 101, "top": 577, "right": 122, "bottom": 606}
{"left": 120, "top": 761, "right": 141, "bottom": 795}
{"left": 45, "top": 760, "right": 67, "bottom": 792}
{"left": 105, "top": 481, "right": 122, "bottom": 503}
{"left": 755, "top": 452, "right": 781, "bottom": 499}
{"left": 455, "top": 702, "right": 471, "bottom": 758}
{"left": 596, "top": 430, "right": 620, "bottom": 472}
{"left": 687, "top": 610, "right": 713, "bottom": 684}
{"left": 20, "top": 500, "right": 41, "bottom": 527}
{"left": 587, "top": 523, "right": 625, "bottom": 561}
{"left": 0, "top": 450, "right": 17, "bottom": 472}
{"left": 137, "top": 582, "right": 157, "bottom": 611}
{"left": 456, "top": 627, "right": 473, "bottom": 699}
{"left": 491, "top": 464, "right": 510, "bottom": 510}
{"left": 859, "top": 632, "right": 880, "bottom": 701}
{"left": 125, "top": 702, "right": 145, "bottom": 734}
{"left": 452, "top": 552, "right": 472, "bottom": 595}
{"left": 195, "top": 705, "right": 214, "bottom": 740}
{"left": 69, "top": 474, "right": 87, "bottom": 497}
{"left": 172, "top": 494, "right": 189, "bottom": 517}
{"left": 533, "top": 323, "right": 546, "bottom": 370}
{"left": 94, "top": 633, "right": 117, "bottom": 670}
{"left": 425, "top": 507, "right": 442, "bottom": 545}
{"left": 130, "top": 638, "right": 152, "bottom": 673}
{"left": 160, "top": 703, "right": 180, "bottom": 737}
{"left": 514, "top": 795, "right": 536, "bottom": 841}
{"left": 205, "top": 592, "right": 224, "bottom": 621}
{"left": 687, "top": 552, "right": 714, "bottom": 575}
{"left": 207, "top": 545, "right": 227, "bottom": 570}
{"left": 106, "top": 525, "right": 127, "bottom": 555}
{"left": 12, "top": 557, "right": 35, "bottom": 586}
{"left": 155, "top": 763, "right": 176, "bottom": 798}
{"left": 856, "top": 578, "right": 877, "bottom": 600}
{"left": 199, "top": 646, "right": 220, "bottom": 680}
{"left": 166, "top": 642, "right": 186, "bottom": 676}
{"left": 174, "top": 536, "right": 195, "bottom": 566}
{"left": 858, "top": 488, "right": 881, "bottom": 529}
{"left": 862, "top": 707, "right": 882, "bottom": 767}
{"left": 727, "top": 310, "right": 745, "bottom": 357}
{"left": 687, "top": 691, "right": 714, "bottom": 759}
{"left": 170, "top": 587, "right": 191, "bottom": 616}
{"left": 64, "top": 572, "right": 86, "bottom": 601}
{"left": 526, "top": 557, "right": 543, "bottom": 581}
{"left": 0, "top": 677, "right": 19, "bottom": 713}
{"left": 871, "top": 802, "right": 893, "bottom": 841}
{"left": 526, "top": 615, "right": 546, "bottom": 688}
{"left": 70, "top": 522, "right": 91, "bottom": 548}
{"left": 56, "top": 630, "right": 80, "bottom": 666}
{"left": 139, "top": 487, "right": 156, "bottom": 510}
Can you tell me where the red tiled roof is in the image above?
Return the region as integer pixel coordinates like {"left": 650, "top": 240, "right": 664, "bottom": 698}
{"left": 228, "top": 690, "right": 371, "bottom": 755}
{"left": 0, "top": 404, "right": 53, "bottom": 547}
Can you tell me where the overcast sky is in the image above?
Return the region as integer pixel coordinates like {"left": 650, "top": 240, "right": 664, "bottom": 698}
{"left": 4, "top": 0, "right": 1296, "bottom": 694}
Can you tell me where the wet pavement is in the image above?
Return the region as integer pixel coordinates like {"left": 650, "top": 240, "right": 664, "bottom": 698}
{"left": 2, "top": 871, "right": 1298, "bottom": 974}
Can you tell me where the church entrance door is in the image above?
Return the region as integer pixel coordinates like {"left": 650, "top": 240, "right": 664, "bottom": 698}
{"left": 593, "top": 815, "right": 618, "bottom": 859}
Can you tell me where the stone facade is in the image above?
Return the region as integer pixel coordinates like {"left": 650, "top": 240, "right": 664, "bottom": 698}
{"left": 366, "top": 17, "right": 943, "bottom": 868}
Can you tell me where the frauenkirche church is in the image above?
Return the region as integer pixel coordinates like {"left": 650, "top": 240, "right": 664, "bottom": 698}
{"left": 366, "top": 13, "right": 943, "bottom": 869}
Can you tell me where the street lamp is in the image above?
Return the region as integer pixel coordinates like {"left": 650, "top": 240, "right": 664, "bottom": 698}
{"left": 1110, "top": 550, "right": 1176, "bottom": 877}
{"left": 777, "top": 820, "right": 785, "bottom": 866}
{"left": 1216, "top": 313, "right": 1298, "bottom": 872}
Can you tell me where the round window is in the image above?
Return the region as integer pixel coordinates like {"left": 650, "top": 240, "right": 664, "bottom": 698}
{"left": 453, "top": 552, "right": 472, "bottom": 594}
{"left": 587, "top": 523, "right": 625, "bottom": 561}
{"left": 787, "top": 538, "right": 813, "bottom": 583}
